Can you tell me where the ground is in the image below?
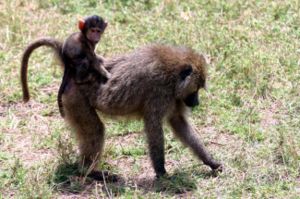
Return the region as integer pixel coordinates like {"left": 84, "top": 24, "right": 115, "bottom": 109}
{"left": 0, "top": 0, "right": 299, "bottom": 198}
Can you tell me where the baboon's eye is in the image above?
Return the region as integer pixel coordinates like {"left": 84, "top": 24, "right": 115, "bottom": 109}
{"left": 179, "top": 65, "right": 193, "bottom": 80}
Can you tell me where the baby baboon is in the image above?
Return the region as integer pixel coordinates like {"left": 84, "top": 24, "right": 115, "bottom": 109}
{"left": 20, "top": 15, "right": 110, "bottom": 117}
{"left": 58, "top": 15, "right": 109, "bottom": 117}
{"left": 61, "top": 44, "right": 222, "bottom": 177}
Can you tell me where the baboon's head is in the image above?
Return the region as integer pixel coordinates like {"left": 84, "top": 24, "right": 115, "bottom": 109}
{"left": 176, "top": 51, "right": 207, "bottom": 108}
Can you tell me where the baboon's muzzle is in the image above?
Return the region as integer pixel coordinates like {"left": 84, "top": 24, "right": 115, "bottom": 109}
{"left": 184, "top": 92, "right": 199, "bottom": 107}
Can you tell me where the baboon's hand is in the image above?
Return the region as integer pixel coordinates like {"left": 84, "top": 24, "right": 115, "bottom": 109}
{"left": 211, "top": 161, "right": 223, "bottom": 173}
{"left": 105, "top": 71, "right": 111, "bottom": 79}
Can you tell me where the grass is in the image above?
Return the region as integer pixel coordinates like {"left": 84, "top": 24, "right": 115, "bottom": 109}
{"left": 0, "top": 0, "right": 299, "bottom": 198}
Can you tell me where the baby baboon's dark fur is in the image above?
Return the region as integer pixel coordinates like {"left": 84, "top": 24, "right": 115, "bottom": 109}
{"left": 61, "top": 44, "right": 222, "bottom": 177}
{"left": 21, "top": 15, "right": 109, "bottom": 117}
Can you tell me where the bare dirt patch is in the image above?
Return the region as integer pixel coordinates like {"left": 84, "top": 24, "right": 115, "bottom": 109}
{"left": 1, "top": 102, "right": 58, "bottom": 167}
{"left": 260, "top": 102, "right": 281, "bottom": 130}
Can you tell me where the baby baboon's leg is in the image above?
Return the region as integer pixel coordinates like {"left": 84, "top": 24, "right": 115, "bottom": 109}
{"left": 63, "top": 84, "right": 105, "bottom": 168}
{"left": 169, "top": 114, "right": 221, "bottom": 170}
{"left": 143, "top": 114, "right": 166, "bottom": 177}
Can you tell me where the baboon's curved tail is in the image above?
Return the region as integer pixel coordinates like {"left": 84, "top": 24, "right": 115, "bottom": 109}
{"left": 21, "top": 38, "right": 63, "bottom": 102}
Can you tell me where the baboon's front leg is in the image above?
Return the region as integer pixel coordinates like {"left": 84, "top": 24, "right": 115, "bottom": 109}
{"left": 144, "top": 115, "right": 166, "bottom": 177}
{"left": 169, "top": 114, "right": 221, "bottom": 170}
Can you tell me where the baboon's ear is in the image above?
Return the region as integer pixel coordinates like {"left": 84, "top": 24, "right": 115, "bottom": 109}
{"left": 103, "top": 21, "right": 108, "bottom": 29}
{"left": 78, "top": 18, "right": 85, "bottom": 31}
{"left": 179, "top": 65, "right": 193, "bottom": 80}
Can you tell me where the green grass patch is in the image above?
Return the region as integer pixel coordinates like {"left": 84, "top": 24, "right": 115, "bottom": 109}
{"left": 0, "top": 0, "right": 299, "bottom": 198}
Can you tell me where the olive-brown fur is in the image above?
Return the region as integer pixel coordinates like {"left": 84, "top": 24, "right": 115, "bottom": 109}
{"left": 62, "top": 44, "right": 221, "bottom": 177}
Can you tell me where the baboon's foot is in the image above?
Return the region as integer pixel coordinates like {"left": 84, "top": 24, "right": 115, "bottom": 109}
{"left": 155, "top": 166, "right": 167, "bottom": 179}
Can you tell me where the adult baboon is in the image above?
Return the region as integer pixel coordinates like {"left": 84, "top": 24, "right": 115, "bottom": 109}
{"left": 60, "top": 44, "right": 222, "bottom": 177}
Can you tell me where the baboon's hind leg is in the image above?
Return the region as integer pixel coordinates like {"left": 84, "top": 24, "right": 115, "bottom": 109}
{"left": 63, "top": 85, "right": 105, "bottom": 169}
{"left": 62, "top": 84, "right": 120, "bottom": 182}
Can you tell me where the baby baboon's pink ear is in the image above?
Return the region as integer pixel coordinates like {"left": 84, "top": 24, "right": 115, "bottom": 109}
{"left": 78, "top": 19, "right": 85, "bottom": 31}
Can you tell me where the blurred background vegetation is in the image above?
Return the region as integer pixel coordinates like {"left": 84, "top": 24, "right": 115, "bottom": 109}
{"left": 0, "top": 0, "right": 299, "bottom": 198}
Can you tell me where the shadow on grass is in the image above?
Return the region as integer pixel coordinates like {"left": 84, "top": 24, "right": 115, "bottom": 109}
{"left": 134, "top": 166, "right": 222, "bottom": 196}
{"left": 151, "top": 171, "right": 197, "bottom": 194}
{"left": 50, "top": 162, "right": 125, "bottom": 194}
{"left": 50, "top": 162, "right": 218, "bottom": 196}
{"left": 135, "top": 168, "right": 219, "bottom": 195}
{"left": 51, "top": 163, "right": 82, "bottom": 193}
